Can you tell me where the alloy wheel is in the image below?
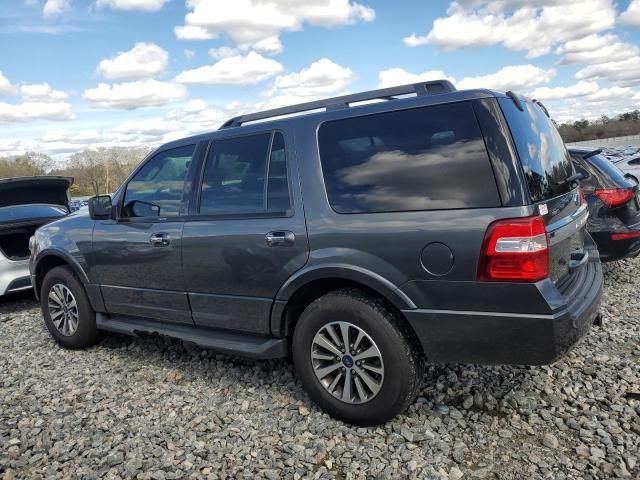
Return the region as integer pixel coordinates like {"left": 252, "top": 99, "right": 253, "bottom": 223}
{"left": 310, "top": 321, "right": 384, "bottom": 404}
{"left": 48, "top": 283, "right": 79, "bottom": 337}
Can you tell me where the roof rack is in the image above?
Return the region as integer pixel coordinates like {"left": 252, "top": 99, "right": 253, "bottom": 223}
{"left": 219, "top": 80, "right": 456, "bottom": 129}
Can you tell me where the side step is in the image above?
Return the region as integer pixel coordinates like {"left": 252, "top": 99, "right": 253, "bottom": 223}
{"left": 96, "top": 313, "right": 288, "bottom": 359}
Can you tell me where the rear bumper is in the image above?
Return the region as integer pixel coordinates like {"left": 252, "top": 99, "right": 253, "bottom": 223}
{"left": 0, "top": 254, "right": 31, "bottom": 296}
{"left": 402, "top": 256, "right": 603, "bottom": 365}
{"left": 590, "top": 230, "right": 640, "bottom": 262}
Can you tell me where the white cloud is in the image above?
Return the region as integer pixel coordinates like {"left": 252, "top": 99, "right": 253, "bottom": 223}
{"left": 529, "top": 81, "right": 599, "bottom": 100}
{"left": 0, "top": 101, "right": 73, "bottom": 122}
{"left": 174, "top": 25, "right": 217, "bottom": 40}
{"left": 0, "top": 71, "right": 13, "bottom": 96}
{"left": 458, "top": 64, "right": 555, "bottom": 91}
{"left": 20, "top": 83, "right": 69, "bottom": 102}
{"left": 405, "top": 0, "right": 615, "bottom": 58}
{"left": 251, "top": 36, "right": 283, "bottom": 56}
{"left": 556, "top": 34, "right": 639, "bottom": 65}
{"left": 96, "top": 42, "right": 169, "bottom": 80}
{"left": 175, "top": 0, "right": 374, "bottom": 50}
{"left": 175, "top": 51, "right": 282, "bottom": 86}
{"left": 585, "top": 86, "right": 633, "bottom": 103}
{"left": 183, "top": 49, "right": 196, "bottom": 59}
{"left": 620, "top": 0, "right": 640, "bottom": 25}
{"left": 265, "top": 58, "right": 353, "bottom": 101}
{"left": 95, "top": 0, "right": 169, "bottom": 11}
{"left": 576, "top": 57, "right": 640, "bottom": 86}
{"left": 377, "top": 64, "right": 553, "bottom": 93}
{"left": 208, "top": 46, "right": 239, "bottom": 60}
{"left": 378, "top": 68, "right": 454, "bottom": 88}
{"left": 82, "top": 79, "right": 186, "bottom": 109}
{"left": 43, "top": 0, "right": 71, "bottom": 16}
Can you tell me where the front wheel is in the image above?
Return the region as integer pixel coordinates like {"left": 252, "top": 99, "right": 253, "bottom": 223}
{"left": 41, "top": 266, "right": 99, "bottom": 349}
{"left": 292, "top": 289, "right": 424, "bottom": 426}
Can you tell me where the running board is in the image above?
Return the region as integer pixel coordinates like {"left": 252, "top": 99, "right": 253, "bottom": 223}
{"left": 96, "top": 313, "right": 288, "bottom": 359}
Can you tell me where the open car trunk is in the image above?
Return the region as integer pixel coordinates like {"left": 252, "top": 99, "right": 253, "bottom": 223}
{"left": 0, "top": 176, "right": 73, "bottom": 261}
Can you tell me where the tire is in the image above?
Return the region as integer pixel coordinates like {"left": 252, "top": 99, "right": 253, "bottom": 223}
{"left": 292, "top": 289, "right": 424, "bottom": 426}
{"left": 41, "top": 266, "right": 99, "bottom": 349}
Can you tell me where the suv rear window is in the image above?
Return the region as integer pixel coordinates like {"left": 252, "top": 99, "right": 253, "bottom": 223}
{"left": 318, "top": 102, "right": 500, "bottom": 213}
{"left": 499, "top": 98, "right": 574, "bottom": 203}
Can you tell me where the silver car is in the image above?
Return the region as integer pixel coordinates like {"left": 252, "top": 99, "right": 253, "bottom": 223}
{"left": 0, "top": 176, "right": 72, "bottom": 295}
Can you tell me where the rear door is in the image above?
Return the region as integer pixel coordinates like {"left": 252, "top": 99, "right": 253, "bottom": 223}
{"left": 181, "top": 130, "right": 309, "bottom": 335}
{"left": 499, "top": 98, "right": 589, "bottom": 282}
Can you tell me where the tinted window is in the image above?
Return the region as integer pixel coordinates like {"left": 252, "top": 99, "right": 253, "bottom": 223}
{"left": 499, "top": 97, "right": 574, "bottom": 202}
{"left": 123, "top": 145, "right": 194, "bottom": 217}
{"left": 318, "top": 102, "right": 500, "bottom": 213}
{"left": 571, "top": 159, "right": 592, "bottom": 181}
{"left": 267, "top": 132, "right": 291, "bottom": 213}
{"left": 200, "top": 133, "right": 271, "bottom": 215}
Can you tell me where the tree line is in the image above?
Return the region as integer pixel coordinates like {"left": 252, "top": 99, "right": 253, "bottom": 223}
{"left": 0, "top": 147, "right": 151, "bottom": 197}
{"left": 556, "top": 110, "right": 640, "bottom": 143}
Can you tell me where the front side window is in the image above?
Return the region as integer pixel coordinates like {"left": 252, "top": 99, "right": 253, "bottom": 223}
{"left": 318, "top": 102, "right": 500, "bottom": 213}
{"left": 123, "top": 145, "right": 194, "bottom": 218}
{"left": 199, "top": 132, "right": 291, "bottom": 215}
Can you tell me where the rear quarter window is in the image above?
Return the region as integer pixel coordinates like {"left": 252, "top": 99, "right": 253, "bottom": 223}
{"left": 317, "top": 102, "right": 501, "bottom": 213}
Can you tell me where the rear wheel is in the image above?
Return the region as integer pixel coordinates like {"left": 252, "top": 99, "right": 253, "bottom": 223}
{"left": 292, "top": 289, "right": 423, "bottom": 426}
{"left": 41, "top": 266, "right": 99, "bottom": 349}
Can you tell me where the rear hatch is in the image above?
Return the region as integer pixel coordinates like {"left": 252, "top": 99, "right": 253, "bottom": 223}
{"left": 499, "top": 98, "right": 589, "bottom": 283}
{"left": 0, "top": 176, "right": 73, "bottom": 211}
{"left": 0, "top": 176, "right": 73, "bottom": 260}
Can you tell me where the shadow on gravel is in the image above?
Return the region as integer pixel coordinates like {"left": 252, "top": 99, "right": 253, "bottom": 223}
{"left": 94, "top": 327, "right": 533, "bottom": 412}
{"left": 0, "top": 290, "right": 38, "bottom": 314}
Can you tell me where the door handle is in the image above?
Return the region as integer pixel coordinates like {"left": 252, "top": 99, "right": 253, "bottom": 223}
{"left": 149, "top": 233, "right": 171, "bottom": 247}
{"left": 265, "top": 231, "right": 295, "bottom": 247}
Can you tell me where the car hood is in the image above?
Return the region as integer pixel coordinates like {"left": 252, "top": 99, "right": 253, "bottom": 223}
{"left": 0, "top": 176, "right": 73, "bottom": 209}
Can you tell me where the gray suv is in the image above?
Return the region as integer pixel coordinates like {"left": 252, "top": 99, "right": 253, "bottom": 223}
{"left": 30, "top": 81, "right": 603, "bottom": 425}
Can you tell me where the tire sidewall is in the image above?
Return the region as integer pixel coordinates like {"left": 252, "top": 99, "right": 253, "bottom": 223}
{"left": 41, "top": 266, "right": 97, "bottom": 349}
{"left": 292, "top": 293, "right": 417, "bottom": 425}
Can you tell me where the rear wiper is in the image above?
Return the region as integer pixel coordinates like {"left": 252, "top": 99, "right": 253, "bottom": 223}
{"left": 557, "top": 172, "right": 584, "bottom": 185}
{"left": 582, "top": 149, "right": 602, "bottom": 160}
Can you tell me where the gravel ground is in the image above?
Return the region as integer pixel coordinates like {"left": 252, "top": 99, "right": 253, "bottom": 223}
{"left": 1, "top": 262, "right": 638, "bottom": 480}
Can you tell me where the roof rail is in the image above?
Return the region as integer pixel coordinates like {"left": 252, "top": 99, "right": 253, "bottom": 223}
{"left": 219, "top": 80, "right": 456, "bottom": 129}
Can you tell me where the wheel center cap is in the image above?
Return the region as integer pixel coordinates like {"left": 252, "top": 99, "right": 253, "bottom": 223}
{"left": 342, "top": 355, "right": 354, "bottom": 368}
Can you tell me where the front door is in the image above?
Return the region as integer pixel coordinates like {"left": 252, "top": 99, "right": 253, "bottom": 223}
{"left": 93, "top": 144, "right": 198, "bottom": 324}
{"left": 182, "top": 131, "right": 309, "bottom": 335}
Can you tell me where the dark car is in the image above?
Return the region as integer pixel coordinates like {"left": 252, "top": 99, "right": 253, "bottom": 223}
{"left": 29, "top": 82, "right": 602, "bottom": 425}
{"left": 600, "top": 146, "right": 640, "bottom": 181}
{"left": 0, "top": 176, "right": 72, "bottom": 295}
{"left": 569, "top": 147, "right": 640, "bottom": 261}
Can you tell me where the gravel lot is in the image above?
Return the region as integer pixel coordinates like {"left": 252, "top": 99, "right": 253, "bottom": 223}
{"left": 1, "top": 262, "right": 638, "bottom": 480}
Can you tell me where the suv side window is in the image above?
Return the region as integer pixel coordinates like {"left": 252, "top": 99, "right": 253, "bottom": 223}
{"left": 199, "top": 132, "right": 291, "bottom": 215}
{"left": 122, "top": 145, "right": 194, "bottom": 218}
{"left": 267, "top": 132, "right": 291, "bottom": 213}
{"left": 318, "top": 102, "right": 500, "bottom": 213}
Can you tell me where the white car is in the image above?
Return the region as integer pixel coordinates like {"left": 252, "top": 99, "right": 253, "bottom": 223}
{"left": 0, "top": 176, "right": 72, "bottom": 296}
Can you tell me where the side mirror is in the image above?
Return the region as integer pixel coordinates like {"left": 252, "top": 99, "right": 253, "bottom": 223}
{"left": 88, "top": 195, "right": 113, "bottom": 220}
{"left": 129, "top": 200, "right": 160, "bottom": 217}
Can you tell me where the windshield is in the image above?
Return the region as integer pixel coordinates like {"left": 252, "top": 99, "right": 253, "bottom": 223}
{"left": 499, "top": 97, "right": 574, "bottom": 202}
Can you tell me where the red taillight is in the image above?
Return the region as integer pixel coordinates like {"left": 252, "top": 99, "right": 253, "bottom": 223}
{"left": 594, "top": 188, "right": 635, "bottom": 208}
{"left": 478, "top": 216, "right": 549, "bottom": 282}
{"left": 611, "top": 231, "right": 640, "bottom": 241}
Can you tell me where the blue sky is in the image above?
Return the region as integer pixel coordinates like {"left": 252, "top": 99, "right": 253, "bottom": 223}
{"left": 1, "top": 0, "right": 639, "bottom": 161}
